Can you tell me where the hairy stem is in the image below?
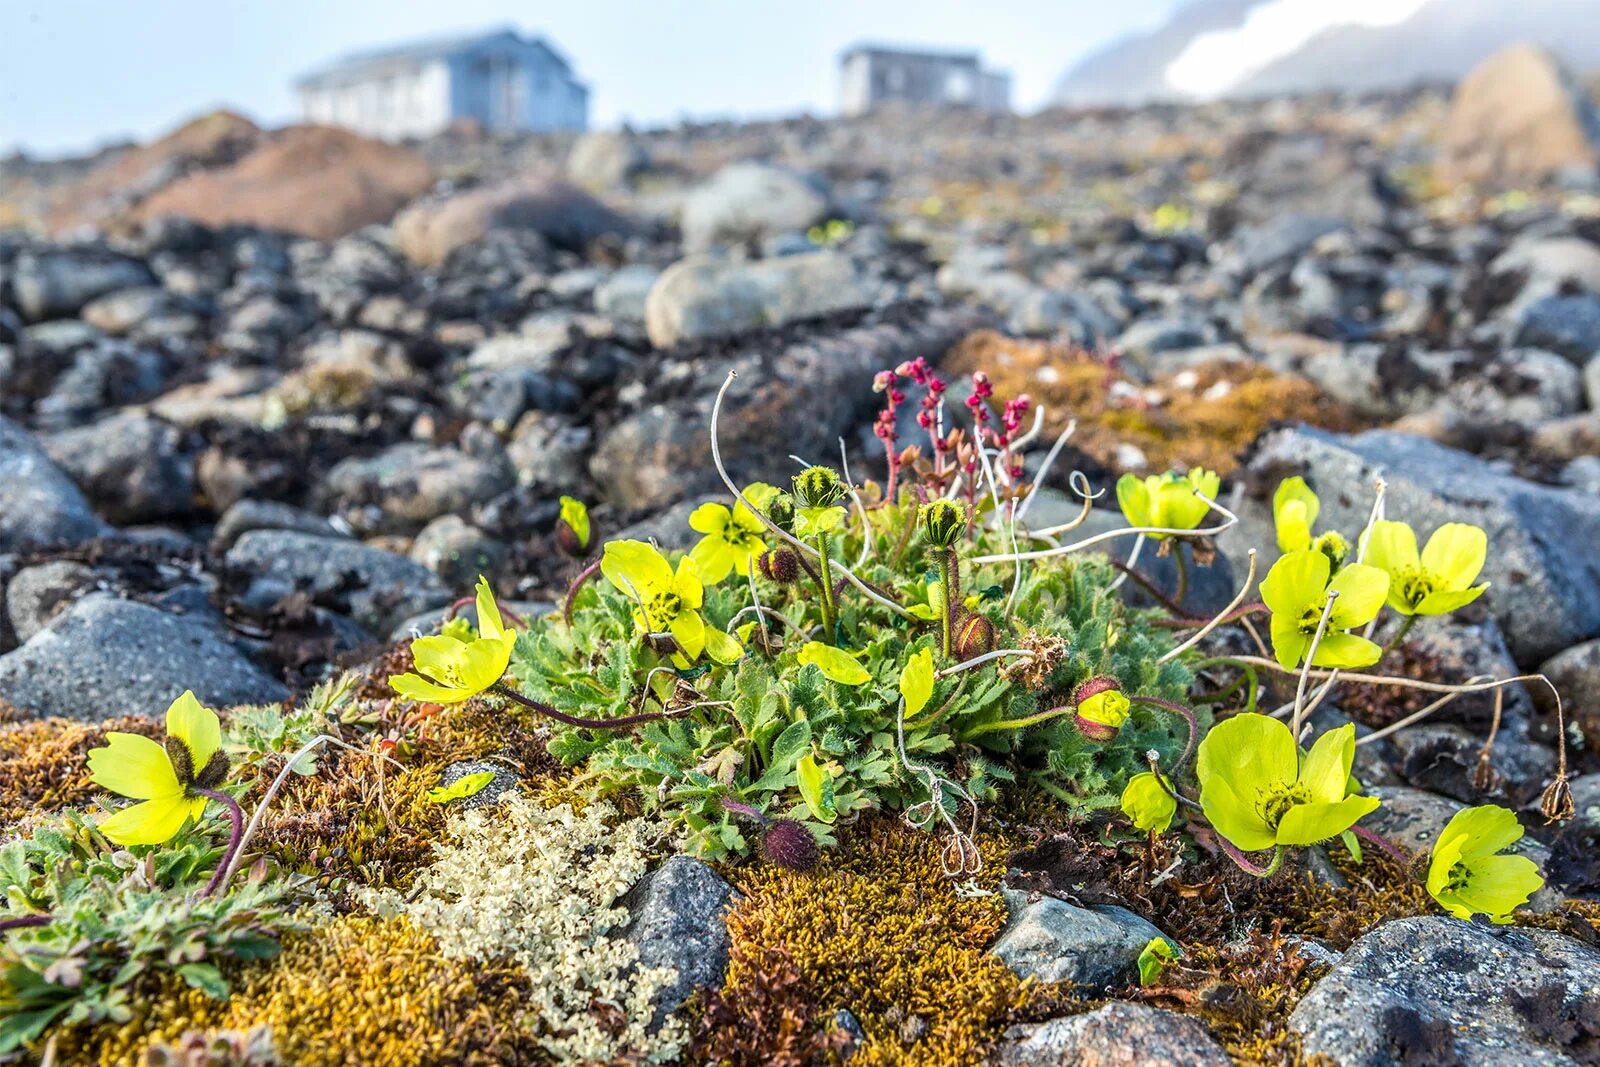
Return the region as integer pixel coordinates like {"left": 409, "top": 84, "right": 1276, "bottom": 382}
{"left": 492, "top": 682, "right": 686, "bottom": 730}
{"left": 195, "top": 788, "right": 245, "bottom": 898}
{"left": 1132, "top": 696, "right": 1200, "bottom": 776}
{"left": 0, "top": 915, "right": 51, "bottom": 933}
{"left": 562, "top": 557, "right": 602, "bottom": 626}
{"left": 937, "top": 548, "right": 956, "bottom": 657}
{"left": 1217, "top": 839, "right": 1284, "bottom": 878}
{"left": 1172, "top": 544, "right": 1190, "bottom": 609}
{"left": 815, "top": 535, "right": 838, "bottom": 641}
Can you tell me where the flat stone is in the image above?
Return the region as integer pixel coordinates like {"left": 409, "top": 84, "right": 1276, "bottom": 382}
{"left": 10, "top": 250, "right": 157, "bottom": 322}
{"left": 644, "top": 251, "right": 875, "bottom": 348}
{"left": 6, "top": 560, "right": 97, "bottom": 644}
{"left": 1000, "top": 1003, "right": 1230, "bottom": 1067}
{"left": 0, "top": 593, "right": 287, "bottom": 719}
{"left": 993, "top": 892, "right": 1168, "bottom": 990}
{"left": 1290, "top": 916, "right": 1600, "bottom": 1067}
{"left": 322, "top": 443, "right": 513, "bottom": 534}
{"left": 621, "top": 856, "right": 739, "bottom": 1026}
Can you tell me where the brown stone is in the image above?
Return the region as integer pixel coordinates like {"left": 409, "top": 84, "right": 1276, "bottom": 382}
{"left": 392, "top": 178, "right": 628, "bottom": 266}
{"left": 130, "top": 125, "right": 432, "bottom": 240}
{"left": 1440, "top": 43, "right": 1600, "bottom": 187}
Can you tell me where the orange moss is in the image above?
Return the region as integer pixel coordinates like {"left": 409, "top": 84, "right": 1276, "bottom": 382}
{"left": 0, "top": 713, "right": 161, "bottom": 829}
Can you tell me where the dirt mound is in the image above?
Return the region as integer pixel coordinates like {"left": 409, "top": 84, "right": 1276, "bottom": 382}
{"left": 131, "top": 125, "right": 433, "bottom": 240}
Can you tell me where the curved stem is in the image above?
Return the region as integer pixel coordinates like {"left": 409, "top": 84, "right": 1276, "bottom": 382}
{"left": 964, "top": 703, "right": 1074, "bottom": 739}
{"left": 492, "top": 682, "right": 685, "bottom": 730}
{"left": 1133, "top": 695, "right": 1200, "bottom": 776}
{"left": 1156, "top": 550, "right": 1259, "bottom": 666}
{"left": 1217, "top": 839, "right": 1284, "bottom": 878}
{"left": 1351, "top": 824, "right": 1409, "bottom": 865}
{"left": 0, "top": 915, "right": 51, "bottom": 933}
{"left": 563, "top": 557, "right": 602, "bottom": 626}
{"left": 194, "top": 788, "right": 245, "bottom": 898}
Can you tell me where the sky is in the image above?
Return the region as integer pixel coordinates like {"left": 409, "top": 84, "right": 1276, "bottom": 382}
{"left": 0, "top": 0, "right": 1184, "bottom": 157}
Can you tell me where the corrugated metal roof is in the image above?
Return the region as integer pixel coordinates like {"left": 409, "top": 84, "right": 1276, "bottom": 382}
{"left": 295, "top": 26, "right": 574, "bottom": 88}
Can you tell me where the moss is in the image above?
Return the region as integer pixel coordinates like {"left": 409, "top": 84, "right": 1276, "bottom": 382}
{"left": 693, "top": 817, "right": 1076, "bottom": 1067}
{"left": 945, "top": 330, "right": 1359, "bottom": 476}
{"left": 64, "top": 915, "right": 543, "bottom": 1067}
{"left": 0, "top": 714, "right": 160, "bottom": 830}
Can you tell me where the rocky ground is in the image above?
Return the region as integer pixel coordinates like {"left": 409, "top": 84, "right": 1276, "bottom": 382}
{"left": 5, "top": 43, "right": 1600, "bottom": 1067}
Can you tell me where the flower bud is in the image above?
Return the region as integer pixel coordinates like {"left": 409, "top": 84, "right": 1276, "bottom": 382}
{"left": 762, "top": 818, "right": 821, "bottom": 872}
{"left": 793, "top": 466, "right": 848, "bottom": 510}
{"left": 555, "top": 521, "right": 583, "bottom": 557}
{"left": 766, "top": 491, "right": 796, "bottom": 533}
{"left": 953, "top": 611, "right": 996, "bottom": 659}
{"left": 1073, "top": 675, "right": 1130, "bottom": 742}
{"left": 1313, "top": 530, "right": 1351, "bottom": 569}
{"left": 757, "top": 547, "right": 800, "bottom": 584}
{"left": 920, "top": 499, "right": 967, "bottom": 549}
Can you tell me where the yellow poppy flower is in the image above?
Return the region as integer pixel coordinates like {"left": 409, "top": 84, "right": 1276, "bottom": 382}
{"left": 1260, "top": 550, "right": 1389, "bottom": 670}
{"left": 1365, "top": 520, "right": 1490, "bottom": 617}
{"left": 390, "top": 576, "right": 517, "bottom": 704}
{"left": 688, "top": 483, "right": 775, "bottom": 584}
{"left": 1116, "top": 468, "right": 1221, "bottom": 538}
{"left": 87, "top": 690, "right": 228, "bottom": 846}
{"left": 602, "top": 540, "right": 741, "bottom": 667}
{"left": 1426, "top": 804, "right": 1544, "bottom": 924}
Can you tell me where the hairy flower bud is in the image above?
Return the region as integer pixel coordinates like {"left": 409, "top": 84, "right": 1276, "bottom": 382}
{"left": 757, "top": 547, "right": 800, "bottom": 584}
{"left": 1313, "top": 530, "right": 1351, "bottom": 569}
{"left": 1073, "top": 675, "right": 1130, "bottom": 743}
{"left": 793, "top": 466, "right": 848, "bottom": 510}
{"left": 952, "top": 611, "right": 996, "bottom": 659}
{"left": 920, "top": 499, "right": 967, "bottom": 549}
{"left": 766, "top": 491, "right": 796, "bottom": 533}
{"left": 762, "top": 819, "right": 821, "bottom": 872}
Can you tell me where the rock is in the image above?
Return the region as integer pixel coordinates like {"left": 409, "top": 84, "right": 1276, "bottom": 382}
{"left": 993, "top": 892, "right": 1168, "bottom": 990}
{"left": 1245, "top": 427, "right": 1600, "bottom": 662}
{"left": 36, "top": 338, "right": 168, "bottom": 428}
{"left": 1000, "top": 1003, "right": 1230, "bottom": 1067}
{"left": 211, "top": 499, "right": 342, "bottom": 552}
{"left": 621, "top": 856, "right": 739, "bottom": 1025}
{"left": 507, "top": 412, "right": 592, "bottom": 493}
{"left": 1515, "top": 294, "right": 1600, "bottom": 364}
{"left": 79, "top": 286, "right": 185, "bottom": 336}
{"left": 387, "top": 597, "right": 553, "bottom": 644}
{"left": 1290, "top": 916, "right": 1600, "bottom": 1067}
{"left": 1586, "top": 353, "right": 1600, "bottom": 409}
{"left": 224, "top": 530, "right": 448, "bottom": 635}
{"left": 408, "top": 516, "right": 507, "bottom": 588}
{"left": 1114, "top": 316, "right": 1218, "bottom": 377}
{"left": 1364, "top": 786, "right": 1555, "bottom": 895}
{"left": 566, "top": 129, "right": 651, "bottom": 190}
{"left": 1490, "top": 235, "right": 1600, "bottom": 312}
{"left": 0, "top": 593, "right": 288, "bottom": 719}
{"left": 10, "top": 250, "right": 157, "bottom": 322}
{"left": 644, "top": 251, "right": 875, "bottom": 347}
{"left": 1538, "top": 639, "right": 1600, "bottom": 751}
{"left": 322, "top": 443, "right": 513, "bottom": 534}
{"left": 681, "top": 162, "right": 831, "bottom": 253}
{"left": 0, "top": 415, "right": 109, "bottom": 550}
{"left": 6, "top": 560, "right": 97, "bottom": 644}
{"left": 1441, "top": 43, "right": 1600, "bottom": 187}
{"left": 393, "top": 178, "right": 629, "bottom": 266}
{"left": 1219, "top": 215, "right": 1347, "bottom": 279}
{"left": 43, "top": 413, "right": 196, "bottom": 524}
{"left": 593, "top": 265, "right": 661, "bottom": 332}
{"left": 131, "top": 125, "right": 432, "bottom": 241}
{"left": 434, "top": 759, "right": 520, "bottom": 811}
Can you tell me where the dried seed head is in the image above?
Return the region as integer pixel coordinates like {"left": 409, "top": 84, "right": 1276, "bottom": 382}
{"left": 1540, "top": 774, "right": 1575, "bottom": 823}
{"left": 762, "top": 818, "right": 821, "bottom": 871}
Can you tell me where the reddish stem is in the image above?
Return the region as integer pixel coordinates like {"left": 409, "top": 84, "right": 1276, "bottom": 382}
{"left": 194, "top": 788, "right": 245, "bottom": 898}
{"left": 0, "top": 915, "right": 50, "bottom": 933}
{"left": 492, "top": 683, "right": 685, "bottom": 730}
{"left": 1351, "top": 825, "right": 1410, "bottom": 865}
{"left": 563, "top": 558, "right": 602, "bottom": 626}
{"left": 1132, "top": 695, "right": 1201, "bottom": 776}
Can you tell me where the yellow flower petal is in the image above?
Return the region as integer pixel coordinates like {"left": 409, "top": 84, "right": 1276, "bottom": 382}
{"left": 1309, "top": 632, "right": 1383, "bottom": 669}
{"left": 798, "top": 642, "right": 872, "bottom": 686}
{"left": 703, "top": 625, "right": 744, "bottom": 664}
{"left": 1275, "top": 795, "right": 1380, "bottom": 846}
{"left": 1365, "top": 520, "right": 1420, "bottom": 580}
{"left": 689, "top": 502, "right": 730, "bottom": 536}
{"left": 1116, "top": 474, "right": 1152, "bottom": 529}
{"left": 900, "top": 647, "right": 936, "bottom": 719}
{"left": 602, "top": 540, "right": 673, "bottom": 599}
{"left": 1269, "top": 613, "right": 1309, "bottom": 670}
{"left": 1326, "top": 564, "right": 1390, "bottom": 630}
{"left": 97, "top": 793, "right": 195, "bottom": 846}
{"left": 474, "top": 575, "right": 505, "bottom": 640}
{"left": 673, "top": 557, "right": 704, "bottom": 609}
{"left": 88, "top": 732, "right": 181, "bottom": 801}
{"left": 1299, "top": 724, "right": 1357, "bottom": 805}
{"left": 1415, "top": 586, "right": 1488, "bottom": 615}
{"left": 689, "top": 537, "right": 737, "bottom": 585}
{"left": 670, "top": 609, "right": 706, "bottom": 661}
{"left": 1260, "top": 550, "right": 1331, "bottom": 617}
{"left": 165, "top": 691, "right": 221, "bottom": 771}
{"left": 390, "top": 672, "right": 475, "bottom": 705}
{"left": 1420, "top": 523, "right": 1487, "bottom": 591}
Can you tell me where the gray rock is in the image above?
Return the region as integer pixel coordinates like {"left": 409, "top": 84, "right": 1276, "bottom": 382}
{"left": 1491, "top": 234, "right": 1600, "bottom": 313}
{"left": 644, "top": 252, "right": 875, "bottom": 348}
{"left": 993, "top": 892, "right": 1168, "bottom": 990}
{"left": 566, "top": 129, "right": 651, "bottom": 190}
{"left": 1515, "top": 293, "right": 1600, "bottom": 364}
{"left": 593, "top": 265, "right": 661, "bottom": 331}
{"left": 0, "top": 415, "right": 109, "bottom": 550}
{"left": 225, "top": 530, "right": 448, "bottom": 635}
{"left": 79, "top": 286, "right": 181, "bottom": 336}
{"left": 435, "top": 759, "right": 521, "bottom": 810}
{"left": 1246, "top": 427, "right": 1600, "bottom": 662}
{"left": 507, "top": 412, "right": 592, "bottom": 493}
{"left": 621, "top": 856, "right": 739, "bottom": 1025}
{"left": 11, "top": 250, "right": 156, "bottom": 322}
{"left": 210, "top": 499, "right": 342, "bottom": 552}
{"left": 1538, "top": 638, "right": 1600, "bottom": 750}
{"left": 1115, "top": 316, "right": 1218, "bottom": 377}
{"left": 0, "top": 593, "right": 288, "bottom": 719}
{"left": 322, "top": 443, "right": 513, "bottom": 534}
{"left": 1220, "top": 215, "right": 1347, "bottom": 279}
{"left": 6, "top": 560, "right": 97, "bottom": 644}
{"left": 1000, "top": 1003, "right": 1230, "bottom": 1067}
{"left": 681, "top": 162, "right": 831, "bottom": 253}
{"left": 1584, "top": 352, "right": 1600, "bottom": 409}
{"left": 408, "top": 516, "right": 507, "bottom": 588}
{"left": 1561, "top": 455, "right": 1600, "bottom": 494}
{"left": 43, "top": 413, "right": 196, "bottom": 524}
{"left": 35, "top": 338, "right": 167, "bottom": 428}
{"left": 1289, "top": 916, "right": 1600, "bottom": 1067}
{"left": 388, "top": 598, "right": 554, "bottom": 644}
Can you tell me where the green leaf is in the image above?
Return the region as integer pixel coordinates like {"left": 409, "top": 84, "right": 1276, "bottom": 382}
{"left": 769, "top": 720, "right": 812, "bottom": 772}
{"left": 1340, "top": 829, "right": 1363, "bottom": 864}
{"left": 425, "top": 771, "right": 496, "bottom": 804}
{"left": 796, "top": 753, "right": 837, "bottom": 824}
{"left": 1137, "top": 936, "right": 1181, "bottom": 986}
{"left": 177, "top": 962, "right": 230, "bottom": 1000}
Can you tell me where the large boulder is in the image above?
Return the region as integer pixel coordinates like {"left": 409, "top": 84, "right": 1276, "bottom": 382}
{"left": 1290, "top": 917, "right": 1600, "bottom": 1067}
{"left": 224, "top": 530, "right": 448, "bottom": 635}
{"left": 0, "top": 416, "right": 109, "bottom": 551}
{"left": 9, "top": 250, "right": 156, "bottom": 322}
{"left": 393, "top": 178, "right": 629, "bottom": 266}
{"left": 1245, "top": 427, "right": 1600, "bottom": 663}
{"left": 43, "top": 413, "right": 196, "bottom": 524}
{"left": 1440, "top": 43, "right": 1600, "bottom": 187}
{"left": 131, "top": 125, "right": 432, "bottom": 241}
{"left": 644, "top": 252, "right": 876, "bottom": 348}
{"left": 680, "top": 163, "right": 830, "bottom": 252}
{"left": 0, "top": 594, "right": 288, "bottom": 719}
